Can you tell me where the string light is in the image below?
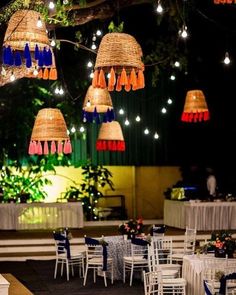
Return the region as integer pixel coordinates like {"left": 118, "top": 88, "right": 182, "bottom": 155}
{"left": 71, "top": 126, "right": 76, "bottom": 133}
{"left": 119, "top": 109, "right": 125, "bottom": 115}
{"left": 135, "top": 115, "right": 141, "bottom": 122}
{"left": 124, "top": 118, "right": 130, "bottom": 126}
{"left": 223, "top": 52, "right": 231, "bottom": 65}
{"left": 91, "top": 43, "right": 97, "bottom": 50}
{"left": 170, "top": 74, "right": 176, "bottom": 80}
{"left": 96, "top": 30, "right": 102, "bottom": 36}
{"left": 36, "top": 17, "right": 43, "bottom": 28}
{"left": 50, "top": 39, "right": 56, "bottom": 47}
{"left": 79, "top": 126, "right": 85, "bottom": 132}
{"left": 156, "top": 1, "right": 163, "bottom": 14}
{"left": 87, "top": 61, "right": 93, "bottom": 68}
{"left": 10, "top": 72, "right": 15, "bottom": 82}
{"left": 144, "top": 128, "right": 149, "bottom": 135}
{"left": 161, "top": 107, "right": 167, "bottom": 114}
{"left": 58, "top": 87, "right": 64, "bottom": 95}
{"left": 154, "top": 132, "right": 159, "bottom": 139}
{"left": 167, "top": 98, "right": 173, "bottom": 104}
{"left": 48, "top": 1, "right": 55, "bottom": 9}
{"left": 89, "top": 72, "right": 94, "bottom": 78}
{"left": 174, "top": 61, "right": 180, "bottom": 67}
{"left": 86, "top": 101, "right": 91, "bottom": 107}
{"left": 179, "top": 25, "right": 188, "bottom": 39}
{"left": 54, "top": 86, "right": 60, "bottom": 95}
{"left": 33, "top": 68, "right": 38, "bottom": 76}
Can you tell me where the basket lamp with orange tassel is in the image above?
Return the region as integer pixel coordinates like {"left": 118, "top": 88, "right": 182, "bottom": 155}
{"left": 28, "top": 108, "right": 72, "bottom": 155}
{"left": 82, "top": 85, "right": 115, "bottom": 123}
{"left": 2, "top": 10, "right": 57, "bottom": 81}
{"left": 181, "top": 90, "right": 210, "bottom": 122}
{"left": 96, "top": 121, "right": 125, "bottom": 152}
{"left": 92, "top": 32, "right": 145, "bottom": 92}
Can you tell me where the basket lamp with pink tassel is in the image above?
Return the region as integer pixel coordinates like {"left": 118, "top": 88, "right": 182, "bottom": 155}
{"left": 28, "top": 108, "right": 72, "bottom": 155}
{"left": 96, "top": 121, "right": 125, "bottom": 152}
{"left": 82, "top": 85, "right": 115, "bottom": 123}
{"left": 92, "top": 32, "right": 145, "bottom": 92}
{"left": 181, "top": 90, "right": 210, "bottom": 123}
{"left": 2, "top": 10, "right": 57, "bottom": 81}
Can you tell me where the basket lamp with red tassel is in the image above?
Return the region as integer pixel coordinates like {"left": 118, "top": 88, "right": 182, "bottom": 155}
{"left": 181, "top": 90, "right": 210, "bottom": 123}
{"left": 92, "top": 32, "right": 145, "bottom": 92}
{"left": 28, "top": 108, "right": 72, "bottom": 155}
{"left": 96, "top": 121, "right": 125, "bottom": 152}
{"left": 2, "top": 10, "right": 57, "bottom": 81}
{"left": 82, "top": 85, "right": 115, "bottom": 124}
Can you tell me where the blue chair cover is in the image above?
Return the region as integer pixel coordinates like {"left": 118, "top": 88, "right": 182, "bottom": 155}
{"left": 53, "top": 232, "right": 71, "bottom": 259}
{"left": 131, "top": 238, "right": 150, "bottom": 259}
{"left": 150, "top": 225, "right": 166, "bottom": 236}
{"left": 203, "top": 280, "right": 212, "bottom": 295}
{"left": 219, "top": 272, "right": 236, "bottom": 295}
{"left": 85, "top": 237, "right": 108, "bottom": 271}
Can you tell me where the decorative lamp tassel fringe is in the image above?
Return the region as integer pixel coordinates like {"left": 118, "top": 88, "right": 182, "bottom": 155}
{"left": 181, "top": 90, "right": 210, "bottom": 123}
{"left": 92, "top": 32, "right": 145, "bottom": 92}
{"left": 29, "top": 108, "right": 72, "bottom": 155}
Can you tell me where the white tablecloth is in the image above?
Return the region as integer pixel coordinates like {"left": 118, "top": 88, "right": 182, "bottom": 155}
{"left": 164, "top": 200, "right": 236, "bottom": 230}
{"left": 0, "top": 202, "right": 84, "bottom": 230}
{"left": 182, "top": 255, "right": 236, "bottom": 295}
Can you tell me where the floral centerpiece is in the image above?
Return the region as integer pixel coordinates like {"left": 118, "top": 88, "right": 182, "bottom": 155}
{"left": 202, "top": 231, "right": 235, "bottom": 258}
{"left": 118, "top": 218, "right": 144, "bottom": 238}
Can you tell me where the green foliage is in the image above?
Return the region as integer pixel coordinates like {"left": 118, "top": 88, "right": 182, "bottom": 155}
{"left": 108, "top": 21, "right": 124, "bottom": 33}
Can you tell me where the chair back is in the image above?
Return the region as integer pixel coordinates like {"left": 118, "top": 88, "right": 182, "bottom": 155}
{"left": 184, "top": 227, "right": 196, "bottom": 254}
{"left": 131, "top": 238, "right": 149, "bottom": 259}
{"left": 53, "top": 231, "right": 71, "bottom": 259}
{"left": 151, "top": 225, "right": 166, "bottom": 237}
{"left": 151, "top": 237, "right": 173, "bottom": 265}
{"left": 143, "top": 270, "right": 163, "bottom": 295}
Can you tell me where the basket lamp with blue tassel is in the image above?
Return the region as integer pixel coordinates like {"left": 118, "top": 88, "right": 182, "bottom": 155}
{"left": 82, "top": 85, "right": 115, "bottom": 124}
{"left": 181, "top": 90, "right": 210, "bottom": 123}
{"left": 92, "top": 32, "right": 145, "bottom": 92}
{"left": 28, "top": 108, "right": 72, "bottom": 155}
{"left": 96, "top": 121, "right": 125, "bottom": 152}
{"left": 2, "top": 10, "right": 57, "bottom": 81}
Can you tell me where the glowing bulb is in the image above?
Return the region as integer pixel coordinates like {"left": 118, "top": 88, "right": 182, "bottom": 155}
{"left": 92, "top": 34, "right": 96, "bottom": 42}
{"left": 135, "top": 115, "right": 141, "bottom": 122}
{"left": 174, "top": 61, "right": 180, "bottom": 67}
{"left": 119, "top": 109, "right": 124, "bottom": 115}
{"left": 170, "top": 75, "right": 176, "bottom": 80}
{"left": 87, "top": 61, "right": 93, "bottom": 68}
{"left": 50, "top": 39, "right": 56, "bottom": 47}
{"left": 124, "top": 119, "right": 130, "bottom": 126}
{"left": 54, "top": 86, "right": 60, "bottom": 94}
{"left": 167, "top": 98, "right": 173, "bottom": 104}
{"left": 33, "top": 68, "right": 38, "bottom": 76}
{"left": 86, "top": 101, "right": 91, "bottom": 107}
{"left": 79, "top": 126, "right": 85, "bottom": 132}
{"left": 67, "top": 130, "right": 70, "bottom": 135}
{"left": 1, "top": 67, "right": 6, "bottom": 76}
{"left": 180, "top": 26, "right": 188, "bottom": 39}
{"left": 224, "top": 52, "right": 231, "bottom": 65}
{"left": 96, "top": 30, "right": 102, "bottom": 36}
{"left": 89, "top": 72, "right": 94, "bottom": 79}
{"left": 59, "top": 87, "right": 64, "bottom": 95}
{"left": 63, "top": 0, "right": 69, "bottom": 4}
{"left": 10, "top": 73, "right": 15, "bottom": 82}
{"left": 161, "top": 107, "right": 167, "bottom": 114}
{"left": 107, "top": 73, "right": 111, "bottom": 79}
{"left": 154, "top": 132, "right": 159, "bottom": 139}
{"left": 91, "top": 43, "right": 97, "bottom": 50}
{"left": 144, "top": 128, "right": 149, "bottom": 135}
{"left": 71, "top": 127, "right": 76, "bottom": 133}
{"left": 37, "top": 17, "right": 43, "bottom": 28}
{"left": 156, "top": 3, "right": 163, "bottom": 14}
{"left": 48, "top": 1, "right": 55, "bottom": 9}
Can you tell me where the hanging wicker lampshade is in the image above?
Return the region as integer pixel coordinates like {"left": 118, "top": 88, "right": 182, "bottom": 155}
{"left": 28, "top": 108, "right": 72, "bottom": 155}
{"left": 96, "top": 121, "right": 125, "bottom": 152}
{"left": 82, "top": 85, "right": 115, "bottom": 123}
{"left": 92, "top": 32, "right": 145, "bottom": 92}
{"left": 2, "top": 10, "right": 57, "bottom": 81}
{"left": 181, "top": 90, "right": 210, "bottom": 122}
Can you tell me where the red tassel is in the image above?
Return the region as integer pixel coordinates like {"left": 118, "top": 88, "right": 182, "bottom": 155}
{"left": 37, "top": 69, "right": 43, "bottom": 79}
{"left": 188, "top": 113, "right": 194, "bottom": 122}
{"left": 109, "top": 67, "right": 116, "bottom": 87}
{"left": 43, "top": 68, "right": 49, "bottom": 80}
{"left": 137, "top": 70, "right": 145, "bottom": 89}
{"left": 98, "top": 69, "right": 106, "bottom": 88}
{"left": 108, "top": 84, "right": 114, "bottom": 91}
{"left": 63, "top": 140, "right": 72, "bottom": 154}
{"left": 43, "top": 141, "right": 49, "bottom": 155}
{"left": 49, "top": 68, "right": 57, "bottom": 80}
{"left": 204, "top": 111, "right": 210, "bottom": 121}
{"left": 37, "top": 141, "right": 43, "bottom": 155}
{"left": 57, "top": 141, "right": 63, "bottom": 154}
{"left": 124, "top": 75, "right": 131, "bottom": 92}
{"left": 92, "top": 70, "right": 99, "bottom": 88}
{"left": 130, "top": 68, "right": 137, "bottom": 88}
{"left": 111, "top": 141, "right": 117, "bottom": 151}
{"left": 96, "top": 140, "right": 102, "bottom": 151}
{"left": 51, "top": 141, "right": 56, "bottom": 154}
{"left": 102, "top": 140, "right": 107, "bottom": 150}
{"left": 193, "top": 112, "right": 198, "bottom": 122}
{"left": 116, "top": 76, "right": 122, "bottom": 92}
{"left": 120, "top": 68, "right": 128, "bottom": 86}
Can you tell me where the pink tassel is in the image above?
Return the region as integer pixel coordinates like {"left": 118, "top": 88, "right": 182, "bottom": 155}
{"left": 28, "top": 141, "right": 35, "bottom": 155}
{"left": 43, "top": 141, "right": 49, "bottom": 155}
{"left": 63, "top": 140, "right": 72, "bottom": 154}
{"left": 37, "top": 141, "right": 43, "bottom": 155}
{"left": 57, "top": 141, "right": 63, "bottom": 154}
{"left": 51, "top": 141, "right": 56, "bottom": 154}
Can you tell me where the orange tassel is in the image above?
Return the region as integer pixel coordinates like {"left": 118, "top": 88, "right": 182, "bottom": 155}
{"left": 137, "top": 70, "right": 145, "bottom": 89}
{"left": 109, "top": 67, "right": 116, "bottom": 86}
{"left": 130, "top": 68, "right": 137, "bottom": 87}
{"left": 92, "top": 70, "right": 99, "bottom": 88}
{"left": 116, "top": 75, "right": 122, "bottom": 92}
{"left": 108, "top": 84, "right": 114, "bottom": 91}
{"left": 124, "top": 75, "right": 131, "bottom": 92}
{"left": 98, "top": 69, "right": 106, "bottom": 88}
{"left": 49, "top": 68, "right": 57, "bottom": 80}
{"left": 43, "top": 68, "right": 49, "bottom": 80}
{"left": 37, "top": 69, "right": 43, "bottom": 79}
{"left": 120, "top": 68, "right": 128, "bottom": 86}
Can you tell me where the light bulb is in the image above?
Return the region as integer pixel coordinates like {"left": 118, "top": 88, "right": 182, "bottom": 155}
{"left": 54, "top": 86, "right": 60, "bottom": 94}
{"left": 80, "top": 126, "right": 85, "bottom": 132}
{"left": 50, "top": 39, "right": 56, "bottom": 47}
{"left": 154, "top": 132, "right": 159, "bottom": 139}
{"left": 71, "top": 127, "right": 76, "bottom": 133}
{"left": 67, "top": 130, "right": 70, "bottom": 135}
{"left": 87, "top": 61, "right": 93, "bottom": 68}
{"left": 91, "top": 43, "right": 97, "bottom": 50}
{"left": 1, "top": 67, "right": 6, "bottom": 76}
{"left": 135, "top": 115, "right": 141, "bottom": 122}
{"left": 119, "top": 109, "right": 124, "bottom": 115}
{"left": 63, "top": 0, "right": 69, "bottom": 4}
{"left": 144, "top": 128, "right": 149, "bottom": 135}
{"left": 161, "top": 107, "right": 167, "bottom": 114}
{"left": 170, "top": 75, "right": 176, "bottom": 80}
{"left": 156, "top": 3, "right": 163, "bottom": 14}
{"left": 224, "top": 52, "right": 231, "bottom": 65}
{"left": 167, "top": 98, "right": 173, "bottom": 104}
{"left": 174, "top": 61, "right": 180, "bottom": 67}
{"left": 107, "top": 73, "right": 111, "bottom": 79}
{"left": 48, "top": 1, "right": 55, "bottom": 9}
{"left": 89, "top": 72, "right": 94, "bottom": 78}
{"left": 37, "top": 17, "right": 43, "bottom": 28}
{"left": 86, "top": 101, "right": 91, "bottom": 107}
{"left": 124, "top": 119, "right": 130, "bottom": 126}
{"left": 59, "top": 87, "right": 64, "bottom": 95}
{"left": 33, "top": 68, "right": 38, "bottom": 76}
{"left": 180, "top": 26, "right": 188, "bottom": 39}
{"left": 10, "top": 73, "right": 15, "bottom": 82}
{"left": 96, "top": 30, "right": 102, "bottom": 36}
{"left": 92, "top": 34, "right": 96, "bottom": 42}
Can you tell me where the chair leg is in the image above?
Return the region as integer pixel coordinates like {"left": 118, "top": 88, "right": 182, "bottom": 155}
{"left": 66, "top": 261, "right": 69, "bottom": 281}
{"left": 130, "top": 265, "right": 134, "bottom": 286}
{"left": 71, "top": 263, "right": 74, "bottom": 277}
{"left": 111, "top": 262, "right": 113, "bottom": 284}
{"left": 81, "top": 259, "right": 85, "bottom": 278}
{"left": 61, "top": 261, "right": 64, "bottom": 277}
{"left": 83, "top": 265, "right": 88, "bottom": 286}
{"left": 123, "top": 263, "right": 126, "bottom": 283}
{"left": 103, "top": 271, "right": 107, "bottom": 287}
{"left": 54, "top": 260, "right": 58, "bottom": 279}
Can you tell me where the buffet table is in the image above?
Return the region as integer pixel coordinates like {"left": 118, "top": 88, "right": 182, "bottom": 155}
{"left": 164, "top": 199, "right": 236, "bottom": 230}
{"left": 0, "top": 202, "right": 84, "bottom": 230}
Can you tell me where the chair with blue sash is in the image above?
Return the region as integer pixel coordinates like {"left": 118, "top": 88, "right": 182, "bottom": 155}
{"left": 83, "top": 236, "right": 113, "bottom": 287}
{"left": 151, "top": 225, "right": 166, "bottom": 237}
{"left": 53, "top": 230, "right": 84, "bottom": 281}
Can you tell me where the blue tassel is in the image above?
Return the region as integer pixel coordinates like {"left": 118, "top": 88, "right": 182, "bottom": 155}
{"left": 8, "top": 48, "right": 14, "bottom": 66}
{"left": 96, "top": 116, "right": 100, "bottom": 124}
{"left": 3, "top": 47, "right": 8, "bottom": 64}
{"left": 43, "top": 48, "right": 52, "bottom": 66}
{"left": 43, "top": 47, "right": 47, "bottom": 66}
{"left": 3, "top": 46, "right": 13, "bottom": 65}
{"left": 103, "top": 113, "right": 108, "bottom": 123}
{"left": 24, "top": 43, "right": 30, "bottom": 59}
{"left": 26, "top": 56, "right": 32, "bottom": 68}
{"left": 47, "top": 49, "right": 52, "bottom": 65}
{"left": 110, "top": 109, "right": 115, "bottom": 121}
{"left": 87, "top": 112, "right": 93, "bottom": 123}
{"left": 35, "top": 44, "right": 39, "bottom": 60}
{"left": 14, "top": 51, "right": 22, "bottom": 66}
{"left": 107, "top": 109, "right": 113, "bottom": 122}
{"left": 38, "top": 51, "right": 44, "bottom": 67}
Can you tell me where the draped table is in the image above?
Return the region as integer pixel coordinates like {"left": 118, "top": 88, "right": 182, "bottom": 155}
{"left": 182, "top": 255, "right": 236, "bottom": 295}
{"left": 0, "top": 202, "right": 84, "bottom": 230}
{"left": 164, "top": 200, "right": 236, "bottom": 230}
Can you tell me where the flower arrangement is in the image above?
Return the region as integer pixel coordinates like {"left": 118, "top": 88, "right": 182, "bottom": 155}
{"left": 118, "top": 218, "right": 144, "bottom": 236}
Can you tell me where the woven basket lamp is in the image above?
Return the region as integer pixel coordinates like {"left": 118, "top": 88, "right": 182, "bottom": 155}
{"left": 28, "top": 108, "right": 72, "bottom": 155}
{"left": 92, "top": 32, "right": 145, "bottom": 92}
{"left": 2, "top": 10, "right": 57, "bottom": 81}
{"left": 181, "top": 90, "right": 210, "bottom": 122}
{"left": 82, "top": 85, "right": 115, "bottom": 123}
{"left": 96, "top": 121, "right": 125, "bottom": 152}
